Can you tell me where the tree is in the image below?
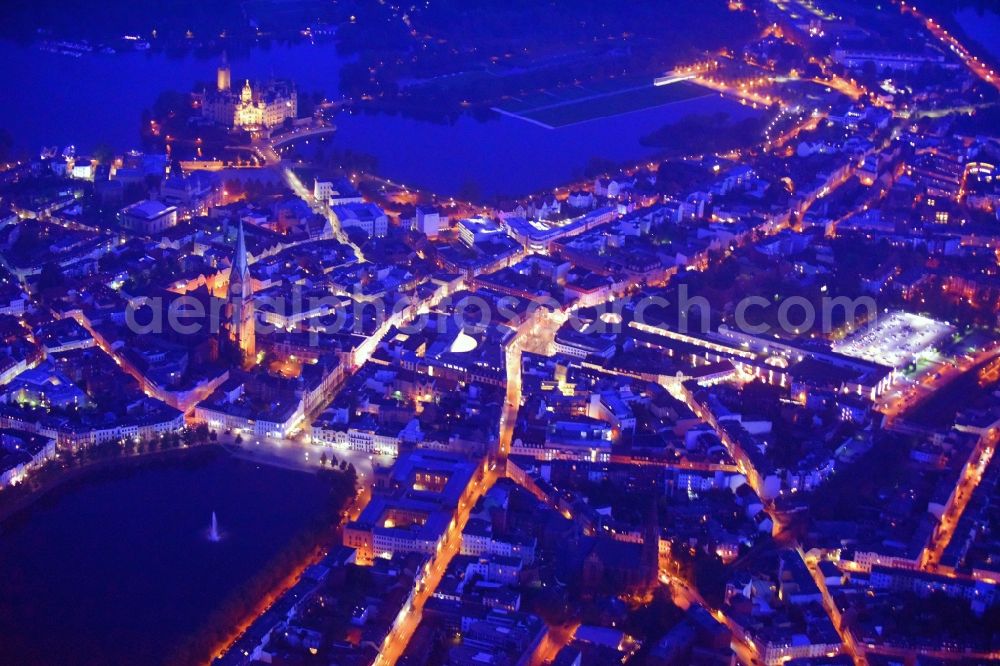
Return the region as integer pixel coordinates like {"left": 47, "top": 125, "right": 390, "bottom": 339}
{"left": 151, "top": 90, "right": 190, "bottom": 119}
{"left": 457, "top": 180, "right": 482, "bottom": 203}
{"left": 0, "top": 128, "right": 14, "bottom": 164}
{"left": 861, "top": 60, "right": 878, "bottom": 86}
{"left": 195, "top": 423, "right": 210, "bottom": 444}
{"left": 584, "top": 156, "right": 617, "bottom": 179}
{"left": 37, "top": 262, "right": 65, "bottom": 292}
{"left": 93, "top": 142, "right": 115, "bottom": 165}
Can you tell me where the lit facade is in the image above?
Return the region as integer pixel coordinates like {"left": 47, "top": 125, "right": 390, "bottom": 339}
{"left": 202, "top": 57, "right": 297, "bottom": 130}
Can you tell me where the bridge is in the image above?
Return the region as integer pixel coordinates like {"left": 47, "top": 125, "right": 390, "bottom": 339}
{"left": 244, "top": 124, "right": 338, "bottom": 166}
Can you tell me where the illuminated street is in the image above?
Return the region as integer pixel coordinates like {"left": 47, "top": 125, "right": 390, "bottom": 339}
{"left": 920, "top": 428, "right": 997, "bottom": 570}
{"left": 4, "top": 1, "right": 1000, "bottom": 664}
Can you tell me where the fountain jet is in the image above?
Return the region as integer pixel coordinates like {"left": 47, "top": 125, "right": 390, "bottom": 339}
{"left": 209, "top": 511, "right": 221, "bottom": 542}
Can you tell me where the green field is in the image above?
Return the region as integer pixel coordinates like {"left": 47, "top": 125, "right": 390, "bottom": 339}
{"left": 499, "top": 81, "right": 709, "bottom": 128}
{"left": 500, "top": 86, "right": 597, "bottom": 113}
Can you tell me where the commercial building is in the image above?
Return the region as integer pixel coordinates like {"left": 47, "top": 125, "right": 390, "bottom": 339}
{"left": 331, "top": 202, "right": 388, "bottom": 239}
{"left": 119, "top": 200, "right": 178, "bottom": 235}
{"left": 344, "top": 451, "right": 482, "bottom": 561}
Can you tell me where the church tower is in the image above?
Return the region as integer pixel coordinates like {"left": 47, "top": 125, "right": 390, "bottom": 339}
{"left": 229, "top": 222, "right": 256, "bottom": 367}
{"left": 217, "top": 51, "right": 231, "bottom": 93}
{"left": 640, "top": 495, "right": 661, "bottom": 592}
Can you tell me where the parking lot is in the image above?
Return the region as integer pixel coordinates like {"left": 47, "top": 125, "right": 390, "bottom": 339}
{"left": 833, "top": 311, "right": 955, "bottom": 369}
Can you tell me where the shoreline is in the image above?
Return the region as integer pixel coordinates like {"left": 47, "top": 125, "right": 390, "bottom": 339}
{"left": 0, "top": 443, "right": 355, "bottom": 666}
{"left": 0, "top": 32, "right": 335, "bottom": 58}
{"left": 0, "top": 444, "right": 222, "bottom": 526}
{"left": 492, "top": 87, "right": 716, "bottom": 131}
{"left": 220, "top": 442, "right": 322, "bottom": 474}
{"left": 0, "top": 442, "right": 322, "bottom": 526}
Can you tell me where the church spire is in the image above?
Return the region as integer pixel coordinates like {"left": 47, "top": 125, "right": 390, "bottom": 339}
{"left": 234, "top": 220, "right": 249, "bottom": 283}
{"left": 229, "top": 221, "right": 255, "bottom": 367}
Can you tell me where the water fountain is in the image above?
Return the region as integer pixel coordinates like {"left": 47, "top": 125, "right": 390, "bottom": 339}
{"left": 208, "top": 511, "right": 221, "bottom": 542}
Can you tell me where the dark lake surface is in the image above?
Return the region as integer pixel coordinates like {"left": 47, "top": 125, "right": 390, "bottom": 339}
{"left": 0, "top": 452, "right": 333, "bottom": 666}
{"left": 321, "top": 93, "right": 757, "bottom": 199}
{"left": 0, "top": 40, "right": 344, "bottom": 153}
{"left": 955, "top": 8, "right": 1000, "bottom": 62}
{"left": 0, "top": 39, "right": 758, "bottom": 199}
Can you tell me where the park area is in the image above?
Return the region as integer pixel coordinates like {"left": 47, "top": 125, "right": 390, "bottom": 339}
{"left": 495, "top": 80, "right": 709, "bottom": 128}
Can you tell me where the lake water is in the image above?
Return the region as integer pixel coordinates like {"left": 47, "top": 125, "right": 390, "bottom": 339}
{"left": 955, "top": 7, "right": 1000, "bottom": 62}
{"left": 0, "top": 40, "right": 344, "bottom": 153}
{"left": 0, "top": 38, "right": 757, "bottom": 199}
{"left": 321, "top": 93, "right": 756, "bottom": 199}
{"left": 0, "top": 451, "right": 336, "bottom": 666}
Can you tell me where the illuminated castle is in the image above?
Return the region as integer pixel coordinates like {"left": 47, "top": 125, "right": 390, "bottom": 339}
{"left": 202, "top": 54, "right": 297, "bottom": 130}
{"left": 228, "top": 222, "right": 256, "bottom": 367}
{"left": 217, "top": 50, "right": 231, "bottom": 94}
